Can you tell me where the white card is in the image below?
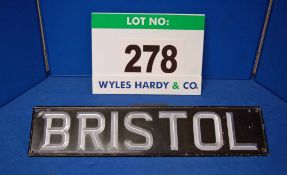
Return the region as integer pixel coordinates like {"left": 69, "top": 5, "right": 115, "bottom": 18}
{"left": 92, "top": 13, "right": 205, "bottom": 95}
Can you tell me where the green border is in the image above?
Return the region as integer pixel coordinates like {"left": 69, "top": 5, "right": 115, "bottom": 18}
{"left": 92, "top": 13, "right": 205, "bottom": 30}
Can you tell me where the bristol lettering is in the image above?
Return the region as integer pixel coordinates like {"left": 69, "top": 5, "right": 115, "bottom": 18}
{"left": 29, "top": 106, "right": 268, "bottom": 156}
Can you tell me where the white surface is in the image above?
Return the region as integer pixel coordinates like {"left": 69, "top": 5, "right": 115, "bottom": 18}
{"left": 92, "top": 29, "right": 204, "bottom": 95}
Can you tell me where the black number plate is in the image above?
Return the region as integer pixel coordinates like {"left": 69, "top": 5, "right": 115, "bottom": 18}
{"left": 29, "top": 106, "right": 268, "bottom": 156}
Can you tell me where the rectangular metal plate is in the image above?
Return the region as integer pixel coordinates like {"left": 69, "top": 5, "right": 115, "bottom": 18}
{"left": 29, "top": 106, "right": 268, "bottom": 156}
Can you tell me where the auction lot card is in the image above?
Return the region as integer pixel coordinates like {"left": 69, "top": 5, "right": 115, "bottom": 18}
{"left": 92, "top": 13, "right": 205, "bottom": 95}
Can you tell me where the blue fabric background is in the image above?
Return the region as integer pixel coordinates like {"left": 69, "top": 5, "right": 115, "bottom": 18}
{"left": 0, "top": 0, "right": 47, "bottom": 107}
{"left": 0, "top": 0, "right": 287, "bottom": 174}
{"left": 255, "top": 0, "right": 287, "bottom": 102}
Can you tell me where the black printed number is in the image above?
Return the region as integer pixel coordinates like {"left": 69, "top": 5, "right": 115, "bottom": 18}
{"left": 124, "top": 45, "right": 141, "bottom": 72}
{"left": 161, "top": 45, "right": 177, "bottom": 73}
{"left": 124, "top": 45, "right": 177, "bottom": 73}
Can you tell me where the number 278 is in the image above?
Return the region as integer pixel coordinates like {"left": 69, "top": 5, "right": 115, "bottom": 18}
{"left": 124, "top": 45, "right": 177, "bottom": 73}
